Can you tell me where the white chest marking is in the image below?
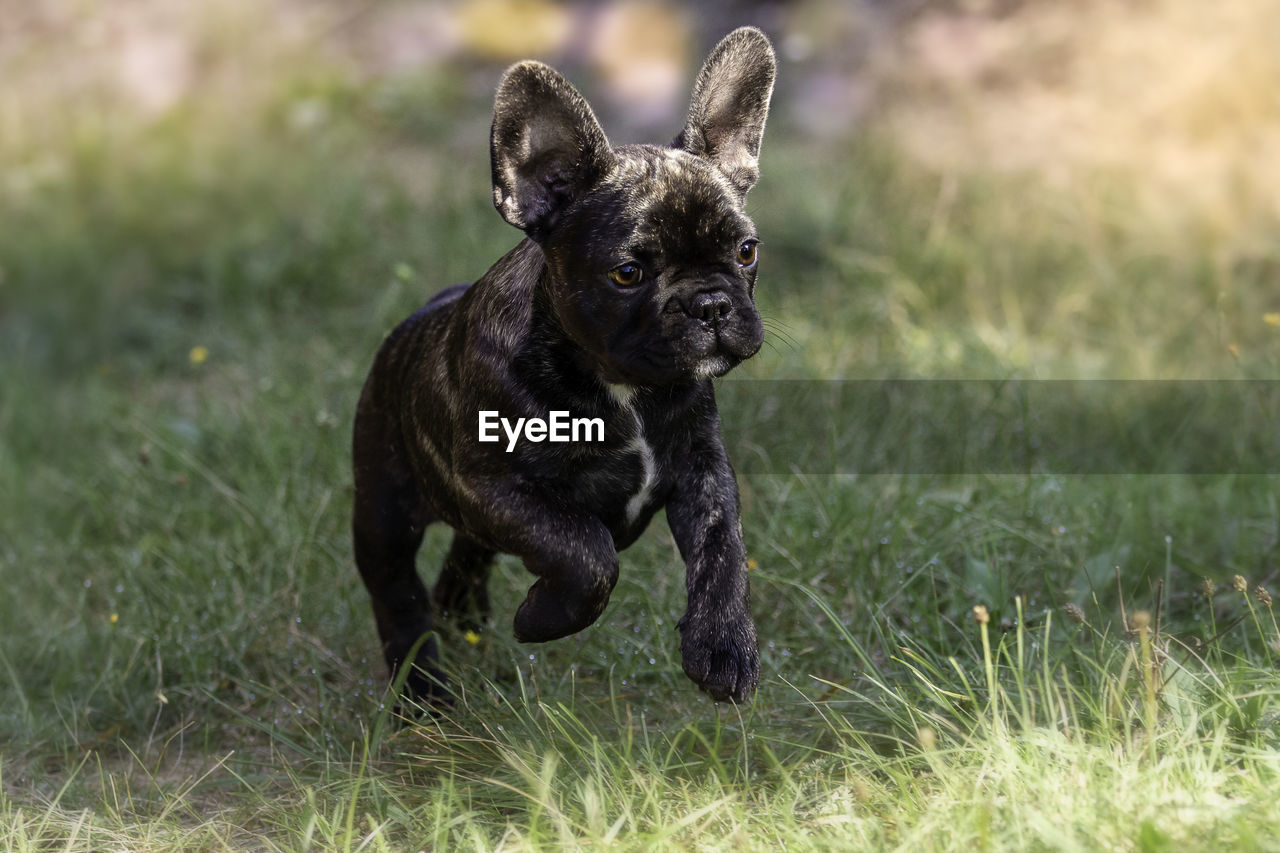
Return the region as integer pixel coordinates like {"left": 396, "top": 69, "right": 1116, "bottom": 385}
{"left": 624, "top": 434, "right": 658, "bottom": 524}
{"left": 607, "top": 383, "right": 659, "bottom": 524}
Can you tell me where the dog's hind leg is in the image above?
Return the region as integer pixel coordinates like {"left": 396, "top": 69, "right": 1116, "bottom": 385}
{"left": 433, "top": 533, "right": 495, "bottom": 632}
{"left": 352, "top": 385, "right": 445, "bottom": 707}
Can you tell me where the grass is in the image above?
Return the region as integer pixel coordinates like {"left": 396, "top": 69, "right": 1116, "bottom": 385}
{"left": 4, "top": 24, "right": 1280, "bottom": 851}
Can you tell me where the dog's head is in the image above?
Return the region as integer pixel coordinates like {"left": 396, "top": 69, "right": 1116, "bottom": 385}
{"left": 490, "top": 27, "right": 776, "bottom": 386}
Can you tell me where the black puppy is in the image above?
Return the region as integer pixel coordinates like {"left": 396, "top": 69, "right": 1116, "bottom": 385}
{"left": 352, "top": 27, "right": 775, "bottom": 705}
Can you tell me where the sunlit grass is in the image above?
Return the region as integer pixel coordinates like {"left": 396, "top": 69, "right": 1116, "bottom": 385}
{"left": 4, "top": 584, "right": 1280, "bottom": 850}
{"left": 890, "top": 0, "right": 1280, "bottom": 239}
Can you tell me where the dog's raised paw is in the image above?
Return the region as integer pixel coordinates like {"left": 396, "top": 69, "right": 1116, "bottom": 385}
{"left": 513, "top": 577, "right": 613, "bottom": 643}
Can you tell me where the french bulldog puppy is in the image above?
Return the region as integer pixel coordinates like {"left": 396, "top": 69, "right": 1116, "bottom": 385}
{"left": 352, "top": 27, "right": 776, "bottom": 705}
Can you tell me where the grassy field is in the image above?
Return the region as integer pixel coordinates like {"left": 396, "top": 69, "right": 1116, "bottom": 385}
{"left": 4, "top": 22, "right": 1280, "bottom": 851}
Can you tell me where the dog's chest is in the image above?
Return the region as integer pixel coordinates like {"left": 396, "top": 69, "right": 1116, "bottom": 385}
{"left": 519, "top": 386, "right": 667, "bottom": 542}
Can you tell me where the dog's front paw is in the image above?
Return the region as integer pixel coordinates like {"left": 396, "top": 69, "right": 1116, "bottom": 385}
{"left": 678, "top": 612, "right": 760, "bottom": 703}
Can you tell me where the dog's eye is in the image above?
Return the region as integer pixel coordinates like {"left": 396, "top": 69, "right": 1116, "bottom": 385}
{"left": 736, "top": 241, "right": 759, "bottom": 268}
{"left": 608, "top": 263, "right": 643, "bottom": 287}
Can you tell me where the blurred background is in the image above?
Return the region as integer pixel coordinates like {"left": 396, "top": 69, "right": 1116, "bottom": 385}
{"left": 7, "top": 0, "right": 1280, "bottom": 194}
{"left": 4, "top": 0, "right": 1280, "bottom": 380}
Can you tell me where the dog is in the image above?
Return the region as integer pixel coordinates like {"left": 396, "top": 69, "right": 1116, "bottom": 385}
{"left": 352, "top": 27, "right": 775, "bottom": 706}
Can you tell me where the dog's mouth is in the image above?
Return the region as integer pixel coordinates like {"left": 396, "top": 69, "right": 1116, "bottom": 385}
{"left": 695, "top": 307, "right": 764, "bottom": 367}
{"left": 609, "top": 320, "right": 762, "bottom": 385}
{"left": 695, "top": 323, "right": 763, "bottom": 375}
{"left": 694, "top": 354, "right": 735, "bottom": 380}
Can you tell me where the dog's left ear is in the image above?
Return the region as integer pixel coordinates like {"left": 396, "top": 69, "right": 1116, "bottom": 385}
{"left": 675, "top": 27, "right": 776, "bottom": 196}
{"left": 491, "top": 61, "right": 617, "bottom": 238}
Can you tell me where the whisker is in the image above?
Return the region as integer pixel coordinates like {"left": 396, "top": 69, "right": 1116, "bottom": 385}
{"left": 760, "top": 316, "right": 800, "bottom": 352}
{"left": 764, "top": 329, "right": 799, "bottom": 354}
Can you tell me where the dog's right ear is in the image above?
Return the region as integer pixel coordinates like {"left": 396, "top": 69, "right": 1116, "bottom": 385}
{"left": 491, "top": 62, "right": 616, "bottom": 238}
{"left": 675, "top": 27, "right": 775, "bottom": 197}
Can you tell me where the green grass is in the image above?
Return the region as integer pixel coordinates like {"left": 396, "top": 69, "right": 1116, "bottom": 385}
{"left": 4, "top": 47, "right": 1280, "bottom": 851}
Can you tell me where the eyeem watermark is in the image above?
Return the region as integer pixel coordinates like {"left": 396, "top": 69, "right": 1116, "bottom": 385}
{"left": 478, "top": 410, "right": 605, "bottom": 453}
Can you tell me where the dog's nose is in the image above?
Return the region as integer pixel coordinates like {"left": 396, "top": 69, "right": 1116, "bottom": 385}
{"left": 690, "top": 291, "right": 732, "bottom": 326}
